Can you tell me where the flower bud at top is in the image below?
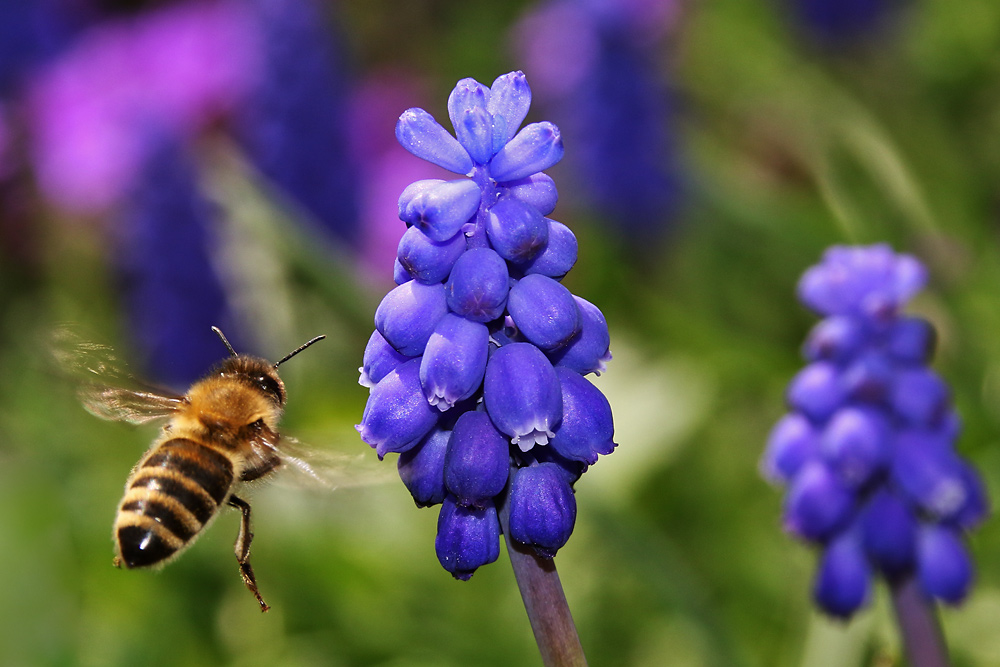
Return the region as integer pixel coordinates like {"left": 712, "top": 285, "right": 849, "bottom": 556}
{"left": 487, "top": 71, "right": 531, "bottom": 146}
{"left": 396, "top": 108, "right": 474, "bottom": 175}
{"left": 489, "top": 122, "right": 564, "bottom": 183}
{"left": 448, "top": 78, "right": 494, "bottom": 165}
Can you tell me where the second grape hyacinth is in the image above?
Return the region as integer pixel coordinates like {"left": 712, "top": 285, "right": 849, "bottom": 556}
{"left": 356, "top": 71, "right": 616, "bottom": 579}
{"left": 763, "top": 244, "right": 988, "bottom": 618}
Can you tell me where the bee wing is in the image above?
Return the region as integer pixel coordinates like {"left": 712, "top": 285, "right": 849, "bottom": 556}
{"left": 77, "top": 385, "right": 185, "bottom": 425}
{"left": 249, "top": 430, "right": 392, "bottom": 491}
{"left": 52, "top": 325, "right": 186, "bottom": 425}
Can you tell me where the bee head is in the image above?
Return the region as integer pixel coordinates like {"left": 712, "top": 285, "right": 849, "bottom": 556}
{"left": 209, "top": 327, "right": 326, "bottom": 409}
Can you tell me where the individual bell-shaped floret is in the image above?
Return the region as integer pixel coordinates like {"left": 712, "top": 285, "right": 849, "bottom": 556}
{"left": 761, "top": 413, "right": 819, "bottom": 483}
{"left": 398, "top": 178, "right": 481, "bottom": 242}
{"left": 802, "top": 315, "right": 865, "bottom": 363}
{"left": 521, "top": 219, "right": 577, "bottom": 279}
{"left": 486, "top": 196, "right": 549, "bottom": 264}
{"left": 483, "top": 342, "right": 563, "bottom": 451}
{"left": 813, "top": 530, "right": 871, "bottom": 618}
{"left": 549, "top": 368, "right": 616, "bottom": 465}
{"left": 820, "top": 406, "right": 890, "bottom": 488}
{"left": 359, "top": 330, "right": 413, "bottom": 388}
{"left": 891, "top": 431, "right": 969, "bottom": 521}
{"left": 507, "top": 463, "right": 577, "bottom": 558}
{"left": 420, "top": 314, "right": 489, "bottom": 411}
{"left": 356, "top": 358, "right": 440, "bottom": 459}
{"left": 786, "top": 362, "right": 845, "bottom": 422}
{"left": 783, "top": 461, "right": 854, "bottom": 541}
{"left": 448, "top": 78, "right": 494, "bottom": 165}
{"left": 397, "top": 225, "right": 468, "bottom": 285}
{"left": 398, "top": 427, "right": 450, "bottom": 507}
{"left": 444, "top": 411, "right": 510, "bottom": 508}
{"left": 841, "top": 350, "right": 893, "bottom": 403}
{"left": 507, "top": 274, "right": 580, "bottom": 351}
{"left": 547, "top": 296, "right": 611, "bottom": 375}
{"left": 490, "top": 121, "right": 564, "bottom": 183}
{"left": 917, "top": 523, "right": 973, "bottom": 604}
{"left": 487, "top": 71, "right": 531, "bottom": 147}
{"left": 396, "top": 108, "right": 474, "bottom": 175}
{"left": 860, "top": 489, "right": 917, "bottom": 577}
{"left": 446, "top": 247, "right": 509, "bottom": 322}
{"left": 797, "top": 244, "right": 927, "bottom": 319}
{"left": 889, "top": 367, "right": 950, "bottom": 427}
{"left": 435, "top": 496, "right": 501, "bottom": 580}
{"left": 504, "top": 172, "right": 558, "bottom": 216}
{"left": 885, "top": 316, "right": 936, "bottom": 364}
{"left": 374, "top": 280, "right": 448, "bottom": 357}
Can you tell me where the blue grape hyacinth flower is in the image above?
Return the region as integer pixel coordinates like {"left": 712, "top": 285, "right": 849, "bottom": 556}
{"left": 763, "top": 244, "right": 988, "bottom": 618}
{"left": 356, "top": 71, "right": 616, "bottom": 580}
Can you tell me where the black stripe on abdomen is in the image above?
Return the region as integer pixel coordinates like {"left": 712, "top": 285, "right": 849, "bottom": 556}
{"left": 141, "top": 438, "right": 234, "bottom": 504}
{"left": 116, "top": 438, "right": 235, "bottom": 569}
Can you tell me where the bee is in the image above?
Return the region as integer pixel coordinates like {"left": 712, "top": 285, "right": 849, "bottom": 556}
{"left": 69, "top": 326, "right": 325, "bottom": 613}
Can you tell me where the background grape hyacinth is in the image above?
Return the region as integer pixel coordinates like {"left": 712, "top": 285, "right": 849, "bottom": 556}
{"left": 763, "top": 244, "right": 989, "bottom": 618}
{"left": 356, "top": 71, "right": 616, "bottom": 579}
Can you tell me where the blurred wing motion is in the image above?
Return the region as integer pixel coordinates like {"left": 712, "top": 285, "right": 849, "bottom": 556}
{"left": 257, "top": 433, "right": 394, "bottom": 492}
{"left": 51, "top": 325, "right": 186, "bottom": 425}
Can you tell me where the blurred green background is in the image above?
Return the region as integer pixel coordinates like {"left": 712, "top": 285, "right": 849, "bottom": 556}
{"left": 1, "top": 0, "right": 999, "bottom": 665}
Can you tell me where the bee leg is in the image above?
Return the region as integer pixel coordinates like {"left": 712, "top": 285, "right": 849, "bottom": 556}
{"left": 228, "top": 494, "right": 270, "bottom": 613}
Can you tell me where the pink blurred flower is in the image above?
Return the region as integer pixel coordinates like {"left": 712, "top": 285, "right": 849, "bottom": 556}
{"left": 25, "top": 0, "right": 260, "bottom": 215}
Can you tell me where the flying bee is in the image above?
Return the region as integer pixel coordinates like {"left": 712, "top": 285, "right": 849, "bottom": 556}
{"left": 66, "top": 326, "right": 326, "bottom": 613}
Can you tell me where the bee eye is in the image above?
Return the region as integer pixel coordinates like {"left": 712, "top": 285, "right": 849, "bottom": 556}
{"left": 256, "top": 375, "right": 283, "bottom": 404}
{"left": 250, "top": 418, "right": 265, "bottom": 430}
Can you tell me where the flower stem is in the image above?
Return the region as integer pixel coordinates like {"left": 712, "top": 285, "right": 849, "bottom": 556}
{"left": 503, "top": 530, "right": 588, "bottom": 667}
{"left": 498, "top": 466, "right": 588, "bottom": 667}
{"left": 889, "top": 576, "right": 950, "bottom": 667}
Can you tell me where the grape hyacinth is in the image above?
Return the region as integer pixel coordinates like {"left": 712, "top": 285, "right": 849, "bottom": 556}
{"left": 763, "top": 245, "right": 988, "bottom": 631}
{"left": 357, "top": 72, "right": 615, "bottom": 586}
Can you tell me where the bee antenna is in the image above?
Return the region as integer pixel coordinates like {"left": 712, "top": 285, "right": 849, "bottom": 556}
{"left": 211, "top": 326, "right": 239, "bottom": 358}
{"left": 274, "top": 335, "right": 326, "bottom": 368}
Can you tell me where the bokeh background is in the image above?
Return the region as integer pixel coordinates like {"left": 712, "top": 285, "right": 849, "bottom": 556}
{"left": 1, "top": 0, "right": 998, "bottom": 665}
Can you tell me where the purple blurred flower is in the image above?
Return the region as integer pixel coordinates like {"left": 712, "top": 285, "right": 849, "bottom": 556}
{"left": 764, "top": 244, "right": 988, "bottom": 617}
{"left": 235, "top": 0, "right": 359, "bottom": 245}
{"left": 114, "top": 128, "right": 237, "bottom": 388}
{"left": 513, "top": 0, "right": 682, "bottom": 240}
{"left": 787, "top": 0, "right": 901, "bottom": 47}
{"left": 356, "top": 72, "right": 617, "bottom": 578}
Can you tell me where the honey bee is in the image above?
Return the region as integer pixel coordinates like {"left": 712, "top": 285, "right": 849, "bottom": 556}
{"left": 66, "top": 326, "right": 326, "bottom": 612}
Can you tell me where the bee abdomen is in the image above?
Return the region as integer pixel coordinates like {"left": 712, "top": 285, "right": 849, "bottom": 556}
{"left": 116, "top": 438, "right": 235, "bottom": 569}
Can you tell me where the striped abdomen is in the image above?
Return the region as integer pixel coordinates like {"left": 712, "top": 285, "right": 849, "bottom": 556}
{"left": 115, "top": 438, "right": 235, "bottom": 568}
